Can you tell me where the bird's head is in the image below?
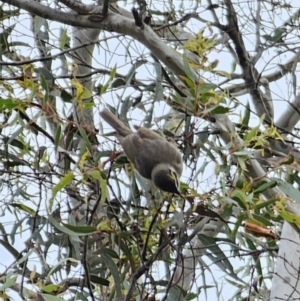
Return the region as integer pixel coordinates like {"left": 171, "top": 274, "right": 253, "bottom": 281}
{"left": 151, "top": 164, "right": 181, "bottom": 195}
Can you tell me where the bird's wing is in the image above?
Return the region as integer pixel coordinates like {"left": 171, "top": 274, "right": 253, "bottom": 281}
{"left": 121, "top": 133, "right": 182, "bottom": 180}
{"left": 135, "top": 138, "right": 169, "bottom": 179}
{"left": 136, "top": 128, "right": 182, "bottom": 175}
{"left": 136, "top": 127, "right": 164, "bottom": 140}
{"left": 121, "top": 135, "right": 162, "bottom": 178}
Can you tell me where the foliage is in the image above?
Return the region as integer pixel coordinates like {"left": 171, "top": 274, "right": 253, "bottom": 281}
{"left": 0, "top": 1, "right": 300, "bottom": 301}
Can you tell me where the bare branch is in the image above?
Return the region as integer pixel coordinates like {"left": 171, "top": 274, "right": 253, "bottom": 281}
{"left": 2, "top": 0, "right": 199, "bottom": 81}
{"left": 224, "top": 0, "right": 274, "bottom": 123}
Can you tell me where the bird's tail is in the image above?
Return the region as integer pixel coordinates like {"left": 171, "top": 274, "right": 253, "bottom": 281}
{"left": 100, "top": 108, "right": 132, "bottom": 137}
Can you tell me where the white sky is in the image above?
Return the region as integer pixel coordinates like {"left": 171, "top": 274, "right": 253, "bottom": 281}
{"left": 1, "top": 0, "right": 300, "bottom": 300}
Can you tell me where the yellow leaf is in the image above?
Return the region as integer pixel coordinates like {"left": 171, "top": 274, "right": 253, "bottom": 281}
{"left": 275, "top": 200, "right": 300, "bottom": 228}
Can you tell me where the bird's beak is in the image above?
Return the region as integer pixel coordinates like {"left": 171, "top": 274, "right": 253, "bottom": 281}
{"left": 170, "top": 170, "right": 181, "bottom": 194}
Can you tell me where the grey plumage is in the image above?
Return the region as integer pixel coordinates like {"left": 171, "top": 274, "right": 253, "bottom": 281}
{"left": 100, "top": 108, "right": 183, "bottom": 194}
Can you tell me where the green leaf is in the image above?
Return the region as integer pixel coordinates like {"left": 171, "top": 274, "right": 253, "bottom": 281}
{"left": 101, "top": 83, "right": 110, "bottom": 95}
{"left": 280, "top": 154, "right": 294, "bottom": 165}
{"left": 0, "top": 274, "right": 17, "bottom": 291}
{"left": 244, "top": 126, "right": 259, "bottom": 141}
{"left": 253, "top": 198, "right": 277, "bottom": 211}
{"left": 40, "top": 74, "right": 49, "bottom": 102}
{"left": 78, "top": 127, "right": 92, "bottom": 149}
{"left": 2, "top": 137, "right": 27, "bottom": 150}
{"left": 277, "top": 180, "right": 300, "bottom": 204}
{"left": 198, "top": 83, "right": 217, "bottom": 94}
{"left": 110, "top": 65, "right": 117, "bottom": 80}
{"left": 0, "top": 149, "right": 29, "bottom": 166}
{"left": 82, "top": 102, "right": 94, "bottom": 109}
{"left": 0, "top": 24, "right": 16, "bottom": 53}
{"left": 262, "top": 28, "right": 285, "bottom": 42}
{"left": 252, "top": 214, "right": 273, "bottom": 226}
{"left": 100, "top": 253, "right": 122, "bottom": 298}
{"left": 42, "top": 284, "right": 62, "bottom": 293}
{"left": 48, "top": 215, "right": 95, "bottom": 236}
{"left": 186, "top": 292, "right": 198, "bottom": 301}
{"left": 242, "top": 101, "right": 250, "bottom": 126}
{"left": 10, "top": 203, "right": 36, "bottom": 215}
{"left": 100, "top": 66, "right": 118, "bottom": 95}
{"left": 237, "top": 156, "right": 247, "bottom": 171}
{"left": 41, "top": 294, "right": 66, "bottom": 301}
{"left": 63, "top": 224, "right": 97, "bottom": 234}
{"left": 60, "top": 89, "right": 73, "bottom": 102}
{"left": 275, "top": 200, "right": 300, "bottom": 227}
{"left": 89, "top": 170, "right": 108, "bottom": 203}
{"left": 60, "top": 28, "right": 70, "bottom": 49}
{"left": 50, "top": 172, "right": 74, "bottom": 210}
{"left": 0, "top": 239, "right": 20, "bottom": 258}
{"left": 54, "top": 125, "right": 61, "bottom": 152}
{"left": 182, "top": 52, "right": 195, "bottom": 83}
{"left": 0, "top": 98, "right": 24, "bottom": 111}
{"left": 245, "top": 237, "right": 263, "bottom": 283}
{"left": 90, "top": 274, "right": 110, "bottom": 286}
{"left": 99, "top": 248, "right": 119, "bottom": 259}
{"left": 81, "top": 90, "right": 93, "bottom": 100}
{"left": 230, "top": 213, "right": 245, "bottom": 241}
{"left": 172, "top": 93, "right": 184, "bottom": 104}
{"left": 181, "top": 76, "right": 196, "bottom": 91}
{"left": 214, "top": 70, "right": 231, "bottom": 79}
{"left": 253, "top": 180, "right": 277, "bottom": 194}
{"left": 197, "top": 234, "right": 242, "bottom": 282}
{"left": 166, "top": 285, "right": 185, "bottom": 301}
{"left": 111, "top": 78, "right": 125, "bottom": 88}
{"left": 35, "top": 68, "right": 54, "bottom": 80}
{"left": 210, "top": 105, "right": 230, "bottom": 114}
{"left": 231, "top": 190, "right": 248, "bottom": 209}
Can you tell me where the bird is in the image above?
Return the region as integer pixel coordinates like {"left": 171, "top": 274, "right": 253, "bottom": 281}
{"left": 100, "top": 108, "right": 183, "bottom": 194}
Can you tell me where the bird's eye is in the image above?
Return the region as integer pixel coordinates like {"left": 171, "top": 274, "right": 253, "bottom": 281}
{"left": 170, "top": 170, "right": 179, "bottom": 188}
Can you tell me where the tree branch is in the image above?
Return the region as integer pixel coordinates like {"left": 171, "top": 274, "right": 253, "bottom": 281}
{"left": 224, "top": 0, "right": 274, "bottom": 123}
{"left": 3, "top": 0, "right": 197, "bottom": 80}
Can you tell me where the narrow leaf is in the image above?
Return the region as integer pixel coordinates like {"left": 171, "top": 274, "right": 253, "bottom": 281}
{"left": 48, "top": 215, "right": 96, "bottom": 236}
{"left": 277, "top": 181, "right": 300, "bottom": 204}
{"left": 254, "top": 180, "right": 277, "bottom": 194}
{"left": 50, "top": 172, "right": 74, "bottom": 210}
{"left": 100, "top": 254, "right": 122, "bottom": 298}
{"left": 182, "top": 53, "right": 195, "bottom": 83}
{"left": 10, "top": 203, "right": 36, "bottom": 215}
{"left": 242, "top": 101, "right": 250, "bottom": 126}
